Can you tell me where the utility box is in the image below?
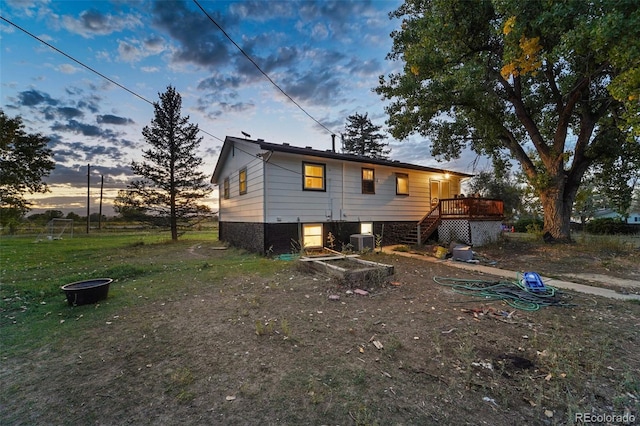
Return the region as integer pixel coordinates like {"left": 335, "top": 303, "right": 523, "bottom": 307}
{"left": 452, "top": 245, "right": 473, "bottom": 261}
{"left": 350, "top": 234, "right": 374, "bottom": 251}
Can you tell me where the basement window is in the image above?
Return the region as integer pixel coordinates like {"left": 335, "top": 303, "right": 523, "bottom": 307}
{"left": 302, "top": 224, "right": 323, "bottom": 248}
{"left": 360, "top": 222, "right": 373, "bottom": 235}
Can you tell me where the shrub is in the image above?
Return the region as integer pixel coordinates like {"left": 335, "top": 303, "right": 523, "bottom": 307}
{"left": 514, "top": 217, "right": 543, "bottom": 233}
{"left": 585, "top": 218, "right": 632, "bottom": 235}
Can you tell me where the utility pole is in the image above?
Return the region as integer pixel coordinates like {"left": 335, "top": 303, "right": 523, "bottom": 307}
{"left": 87, "top": 164, "right": 90, "bottom": 234}
{"left": 99, "top": 175, "right": 104, "bottom": 230}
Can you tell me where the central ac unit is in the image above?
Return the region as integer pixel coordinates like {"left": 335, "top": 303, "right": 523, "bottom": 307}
{"left": 350, "top": 234, "right": 374, "bottom": 251}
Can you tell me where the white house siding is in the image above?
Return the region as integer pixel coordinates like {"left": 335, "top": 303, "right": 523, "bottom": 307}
{"left": 263, "top": 152, "right": 458, "bottom": 224}
{"left": 217, "top": 140, "right": 265, "bottom": 223}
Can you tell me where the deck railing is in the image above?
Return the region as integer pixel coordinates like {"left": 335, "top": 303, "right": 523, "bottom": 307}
{"left": 439, "top": 198, "right": 504, "bottom": 219}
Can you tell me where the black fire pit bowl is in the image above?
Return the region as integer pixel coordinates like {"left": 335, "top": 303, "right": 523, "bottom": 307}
{"left": 61, "top": 278, "right": 113, "bottom": 306}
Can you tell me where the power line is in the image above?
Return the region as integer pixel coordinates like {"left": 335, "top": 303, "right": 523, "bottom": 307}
{"left": 192, "top": 0, "right": 336, "bottom": 137}
{"left": 0, "top": 15, "right": 225, "bottom": 144}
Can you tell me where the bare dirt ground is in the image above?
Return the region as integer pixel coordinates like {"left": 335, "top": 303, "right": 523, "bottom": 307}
{"left": 1, "top": 240, "right": 639, "bottom": 425}
{"left": 469, "top": 234, "right": 640, "bottom": 295}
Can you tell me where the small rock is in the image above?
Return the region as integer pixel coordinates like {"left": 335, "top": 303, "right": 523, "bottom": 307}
{"left": 354, "top": 289, "right": 369, "bottom": 296}
{"left": 328, "top": 294, "right": 340, "bottom": 301}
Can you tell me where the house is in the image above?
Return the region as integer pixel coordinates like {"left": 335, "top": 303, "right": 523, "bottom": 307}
{"left": 211, "top": 136, "right": 503, "bottom": 254}
{"left": 592, "top": 208, "right": 640, "bottom": 224}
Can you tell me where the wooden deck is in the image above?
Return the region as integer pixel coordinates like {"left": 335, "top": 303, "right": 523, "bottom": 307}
{"left": 439, "top": 197, "right": 504, "bottom": 219}
{"left": 402, "top": 198, "right": 504, "bottom": 245}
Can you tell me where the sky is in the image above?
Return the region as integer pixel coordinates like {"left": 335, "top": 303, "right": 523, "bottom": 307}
{"left": 1, "top": 0, "right": 490, "bottom": 216}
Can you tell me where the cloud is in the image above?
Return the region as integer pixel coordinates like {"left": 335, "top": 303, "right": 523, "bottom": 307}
{"left": 281, "top": 70, "right": 342, "bottom": 105}
{"left": 151, "top": 1, "right": 231, "bottom": 68}
{"left": 311, "top": 22, "right": 329, "bottom": 40}
{"left": 116, "top": 36, "right": 167, "bottom": 63}
{"left": 61, "top": 8, "right": 141, "bottom": 38}
{"left": 58, "top": 64, "right": 81, "bottom": 74}
{"left": 17, "top": 89, "right": 59, "bottom": 106}
{"left": 97, "top": 114, "right": 134, "bottom": 125}
{"left": 228, "top": 1, "right": 294, "bottom": 22}
{"left": 197, "top": 73, "right": 243, "bottom": 92}
{"left": 44, "top": 163, "right": 134, "bottom": 187}
{"left": 51, "top": 119, "right": 119, "bottom": 142}
{"left": 56, "top": 107, "right": 84, "bottom": 120}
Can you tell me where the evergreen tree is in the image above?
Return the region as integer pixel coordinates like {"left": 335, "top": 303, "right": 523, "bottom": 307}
{"left": 342, "top": 112, "right": 390, "bottom": 159}
{"left": 127, "top": 86, "right": 212, "bottom": 240}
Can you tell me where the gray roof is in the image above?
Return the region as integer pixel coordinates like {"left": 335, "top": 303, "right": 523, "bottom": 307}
{"left": 211, "top": 136, "right": 473, "bottom": 184}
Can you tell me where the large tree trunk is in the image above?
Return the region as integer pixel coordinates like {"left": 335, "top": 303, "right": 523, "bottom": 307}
{"left": 538, "top": 183, "right": 577, "bottom": 243}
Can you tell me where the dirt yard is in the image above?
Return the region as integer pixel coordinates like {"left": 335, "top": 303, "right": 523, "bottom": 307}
{"left": 1, "top": 239, "right": 639, "bottom": 425}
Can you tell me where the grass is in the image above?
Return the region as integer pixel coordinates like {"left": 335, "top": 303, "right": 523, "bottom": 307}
{"left": 0, "top": 231, "right": 284, "bottom": 357}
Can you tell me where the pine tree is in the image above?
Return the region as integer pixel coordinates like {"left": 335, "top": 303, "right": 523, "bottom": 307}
{"left": 342, "top": 112, "right": 390, "bottom": 159}
{"left": 128, "top": 86, "right": 212, "bottom": 241}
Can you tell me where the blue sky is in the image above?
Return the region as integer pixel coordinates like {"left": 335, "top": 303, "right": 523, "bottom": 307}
{"left": 1, "top": 0, "right": 488, "bottom": 215}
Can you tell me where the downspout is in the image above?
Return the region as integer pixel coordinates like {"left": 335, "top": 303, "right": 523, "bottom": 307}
{"left": 260, "top": 150, "right": 273, "bottom": 253}
{"left": 341, "top": 162, "right": 345, "bottom": 220}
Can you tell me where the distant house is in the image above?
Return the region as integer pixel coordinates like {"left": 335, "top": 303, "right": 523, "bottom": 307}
{"left": 211, "top": 137, "right": 503, "bottom": 254}
{"left": 593, "top": 208, "right": 640, "bottom": 224}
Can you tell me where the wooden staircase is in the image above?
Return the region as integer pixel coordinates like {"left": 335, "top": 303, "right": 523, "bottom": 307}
{"left": 400, "top": 203, "right": 441, "bottom": 246}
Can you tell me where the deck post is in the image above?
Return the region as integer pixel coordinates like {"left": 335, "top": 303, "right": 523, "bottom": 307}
{"left": 416, "top": 223, "right": 421, "bottom": 246}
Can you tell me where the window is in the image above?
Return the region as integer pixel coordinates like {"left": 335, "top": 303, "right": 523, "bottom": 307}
{"left": 362, "top": 168, "right": 375, "bottom": 194}
{"left": 223, "top": 177, "right": 230, "bottom": 199}
{"left": 360, "top": 222, "right": 373, "bottom": 235}
{"left": 303, "top": 162, "right": 326, "bottom": 191}
{"left": 302, "top": 224, "right": 323, "bottom": 248}
{"left": 239, "top": 168, "right": 247, "bottom": 195}
{"left": 396, "top": 173, "right": 409, "bottom": 195}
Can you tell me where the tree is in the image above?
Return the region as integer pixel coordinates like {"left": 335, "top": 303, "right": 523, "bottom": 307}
{"left": 342, "top": 112, "right": 390, "bottom": 159}
{"left": 0, "top": 110, "right": 55, "bottom": 227}
{"left": 127, "top": 86, "right": 212, "bottom": 240}
{"left": 376, "top": 0, "right": 640, "bottom": 242}
{"left": 591, "top": 128, "right": 640, "bottom": 220}
{"left": 467, "top": 170, "right": 523, "bottom": 222}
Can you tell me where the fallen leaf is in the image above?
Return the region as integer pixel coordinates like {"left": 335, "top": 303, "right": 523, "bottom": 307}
{"left": 544, "top": 410, "right": 553, "bottom": 418}
{"left": 373, "top": 340, "right": 384, "bottom": 350}
{"left": 544, "top": 373, "right": 553, "bottom": 381}
{"left": 359, "top": 347, "right": 365, "bottom": 353}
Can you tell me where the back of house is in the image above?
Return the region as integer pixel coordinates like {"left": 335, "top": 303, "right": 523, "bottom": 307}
{"left": 211, "top": 136, "right": 472, "bottom": 254}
